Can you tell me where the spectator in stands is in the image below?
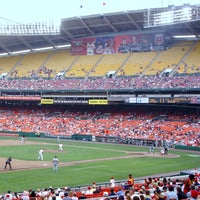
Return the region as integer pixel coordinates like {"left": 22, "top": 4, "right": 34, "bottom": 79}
{"left": 12, "top": 192, "right": 20, "bottom": 200}
{"left": 29, "top": 190, "right": 37, "bottom": 200}
{"left": 128, "top": 174, "right": 135, "bottom": 188}
{"left": 176, "top": 186, "right": 188, "bottom": 200}
{"left": 85, "top": 186, "right": 93, "bottom": 195}
{"left": 144, "top": 190, "right": 152, "bottom": 200}
{"left": 63, "top": 192, "right": 71, "bottom": 200}
{"left": 117, "top": 188, "right": 124, "bottom": 197}
{"left": 162, "top": 178, "right": 168, "bottom": 186}
{"left": 55, "top": 190, "right": 63, "bottom": 200}
{"left": 110, "top": 176, "right": 116, "bottom": 188}
{"left": 166, "top": 185, "right": 178, "bottom": 200}
{"left": 71, "top": 193, "right": 78, "bottom": 200}
{"left": 20, "top": 191, "right": 30, "bottom": 200}
{"left": 93, "top": 185, "right": 102, "bottom": 194}
{"left": 124, "top": 174, "right": 135, "bottom": 190}
{"left": 4, "top": 191, "right": 12, "bottom": 200}
{"left": 100, "top": 191, "right": 109, "bottom": 200}
{"left": 108, "top": 187, "right": 117, "bottom": 198}
{"left": 186, "top": 184, "right": 200, "bottom": 199}
{"left": 131, "top": 194, "right": 141, "bottom": 200}
{"left": 183, "top": 174, "right": 195, "bottom": 194}
{"left": 152, "top": 188, "right": 165, "bottom": 200}
{"left": 161, "top": 186, "right": 168, "bottom": 199}
{"left": 125, "top": 193, "right": 132, "bottom": 200}
{"left": 118, "top": 195, "right": 125, "bottom": 200}
{"left": 78, "top": 191, "right": 86, "bottom": 199}
{"left": 62, "top": 192, "right": 71, "bottom": 200}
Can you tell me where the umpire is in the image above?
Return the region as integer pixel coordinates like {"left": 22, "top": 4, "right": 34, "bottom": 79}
{"left": 4, "top": 156, "right": 12, "bottom": 170}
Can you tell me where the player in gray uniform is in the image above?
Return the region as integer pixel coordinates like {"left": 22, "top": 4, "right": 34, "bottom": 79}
{"left": 52, "top": 156, "right": 59, "bottom": 172}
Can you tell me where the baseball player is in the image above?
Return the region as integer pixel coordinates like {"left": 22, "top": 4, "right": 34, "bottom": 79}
{"left": 58, "top": 143, "right": 63, "bottom": 152}
{"left": 52, "top": 156, "right": 59, "bottom": 172}
{"left": 38, "top": 148, "right": 44, "bottom": 160}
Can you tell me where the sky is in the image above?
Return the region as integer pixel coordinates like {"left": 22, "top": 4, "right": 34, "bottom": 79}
{"left": 0, "top": 0, "right": 199, "bottom": 23}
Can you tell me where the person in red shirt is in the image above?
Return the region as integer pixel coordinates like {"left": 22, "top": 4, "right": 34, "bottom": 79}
{"left": 190, "top": 185, "right": 200, "bottom": 199}
{"left": 183, "top": 174, "right": 195, "bottom": 194}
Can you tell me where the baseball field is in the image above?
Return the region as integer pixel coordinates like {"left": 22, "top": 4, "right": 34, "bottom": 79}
{"left": 0, "top": 136, "right": 199, "bottom": 194}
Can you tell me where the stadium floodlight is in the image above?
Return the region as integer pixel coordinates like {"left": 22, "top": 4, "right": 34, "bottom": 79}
{"left": 33, "top": 46, "right": 54, "bottom": 51}
{"left": 55, "top": 44, "right": 71, "bottom": 48}
{"left": 11, "top": 49, "right": 31, "bottom": 55}
{"left": 0, "top": 18, "right": 60, "bottom": 35}
{"left": 0, "top": 53, "right": 9, "bottom": 56}
{"left": 172, "top": 35, "right": 196, "bottom": 38}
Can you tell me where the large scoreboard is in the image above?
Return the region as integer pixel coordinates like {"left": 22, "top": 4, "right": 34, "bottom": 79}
{"left": 143, "top": 4, "right": 200, "bottom": 28}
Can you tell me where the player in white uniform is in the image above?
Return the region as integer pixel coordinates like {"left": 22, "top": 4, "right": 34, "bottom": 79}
{"left": 58, "top": 143, "right": 63, "bottom": 152}
{"left": 20, "top": 135, "right": 26, "bottom": 143}
{"left": 38, "top": 148, "right": 44, "bottom": 160}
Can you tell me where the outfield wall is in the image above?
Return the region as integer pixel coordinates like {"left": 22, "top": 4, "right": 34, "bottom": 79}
{"left": 175, "top": 145, "right": 200, "bottom": 151}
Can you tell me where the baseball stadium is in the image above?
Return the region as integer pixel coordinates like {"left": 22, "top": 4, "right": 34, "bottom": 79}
{"left": 0, "top": 1, "right": 200, "bottom": 200}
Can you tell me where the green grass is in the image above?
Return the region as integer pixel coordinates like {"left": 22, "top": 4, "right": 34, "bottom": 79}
{"left": 0, "top": 137, "right": 199, "bottom": 193}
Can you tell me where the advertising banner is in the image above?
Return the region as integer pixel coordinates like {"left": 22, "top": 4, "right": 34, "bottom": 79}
{"left": 71, "top": 33, "right": 165, "bottom": 55}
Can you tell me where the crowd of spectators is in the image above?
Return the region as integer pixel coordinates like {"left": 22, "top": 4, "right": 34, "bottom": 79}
{"left": 1, "top": 172, "right": 200, "bottom": 200}
{"left": 0, "top": 106, "right": 199, "bottom": 147}
{"left": 0, "top": 74, "right": 200, "bottom": 90}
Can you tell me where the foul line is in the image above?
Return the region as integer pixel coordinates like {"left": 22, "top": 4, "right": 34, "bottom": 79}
{"left": 186, "top": 154, "right": 200, "bottom": 157}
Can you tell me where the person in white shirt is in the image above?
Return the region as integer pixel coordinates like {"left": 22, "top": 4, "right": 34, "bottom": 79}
{"left": 166, "top": 185, "right": 178, "bottom": 200}
{"left": 38, "top": 148, "right": 44, "bottom": 160}
{"left": 58, "top": 143, "right": 63, "bottom": 152}
{"left": 71, "top": 193, "right": 78, "bottom": 200}
{"left": 4, "top": 191, "right": 12, "bottom": 200}
{"left": 110, "top": 176, "right": 115, "bottom": 188}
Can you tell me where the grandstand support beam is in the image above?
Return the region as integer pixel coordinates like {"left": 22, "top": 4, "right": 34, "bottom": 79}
{"left": 79, "top": 18, "right": 94, "bottom": 35}
{"left": 0, "top": 43, "right": 11, "bottom": 55}
{"left": 42, "top": 35, "right": 56, "bottom": 49}
{"left": 103, "top": 16, "right": 118, "bottom": 32}
{"left": 18, "top": 36, "right": 33, "bottom": 51}
{"left": 60, "top": 28, "right": 73, "bottom": 39}
{"left": 185, "top": 23, "right": 199, "bottom": 37}
{"left": 126, "top": 13, "right": 141, "bottom": 31}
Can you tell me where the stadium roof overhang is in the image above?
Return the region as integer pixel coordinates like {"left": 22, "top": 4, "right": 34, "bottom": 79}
{"left": 0, "top": 4, "right": 200, "bottom": 56}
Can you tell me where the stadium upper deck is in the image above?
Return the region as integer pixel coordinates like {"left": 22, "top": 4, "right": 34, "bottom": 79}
{"left": 0, "top": 3, "right": 200, "bottom": 56}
